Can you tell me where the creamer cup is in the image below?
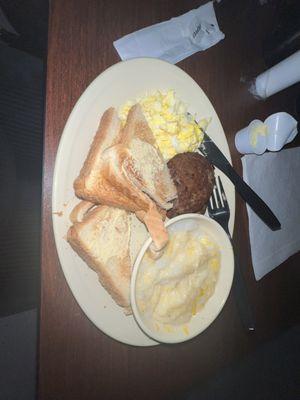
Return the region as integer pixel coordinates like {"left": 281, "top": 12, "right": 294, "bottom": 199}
{"left": 235, "top": 112, "right": 298, "bottom": 155}
{"left": 235, "top": 120, "right": 267, "bottom": 155}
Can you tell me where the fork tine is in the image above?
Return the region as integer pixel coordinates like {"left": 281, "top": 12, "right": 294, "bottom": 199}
{"left": 217, "top": 176, "right": 229, "bottom": 208}
{"left": 214, "top": 180, "right": 223, "bottom": 208}
{"left": 207, "top": 197, "right": 213, "bottom": 213}
{"left": 211, "top": 187, "right": 217, "bottom": 210}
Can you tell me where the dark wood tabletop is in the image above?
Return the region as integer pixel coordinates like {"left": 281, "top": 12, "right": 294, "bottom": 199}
{"left": 39, "top": 1, "right": 300, "bottom": 399}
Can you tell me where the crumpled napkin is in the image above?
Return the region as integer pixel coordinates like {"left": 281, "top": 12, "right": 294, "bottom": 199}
{"left": 242, "top": 147, "right": 300, "bottom": 280}
{"left": 113, "top": 1, "right": 224, "bottom": 64}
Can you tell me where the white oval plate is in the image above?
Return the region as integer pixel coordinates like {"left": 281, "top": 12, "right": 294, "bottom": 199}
{"left": 52, "top": 58, "right": 235, "bottom": 347}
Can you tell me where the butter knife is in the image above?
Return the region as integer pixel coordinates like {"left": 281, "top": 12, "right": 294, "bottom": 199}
{"left": 198, "top": 128, "right": 281, "bottom": 231}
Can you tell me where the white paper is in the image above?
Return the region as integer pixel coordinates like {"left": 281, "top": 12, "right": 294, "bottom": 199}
{"left": 113, "top": 1, "right": 224, "bottom": 64}
{"left": 242, "top": 148, "right": 300, "bottom": 280}
{"left": 250, "top": 50, "right": 300, "bottom": 99}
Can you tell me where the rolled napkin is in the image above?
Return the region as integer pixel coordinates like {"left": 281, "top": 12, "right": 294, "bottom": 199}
{"left": 250, "top": 50, "right": 300, "bottom": 99}
{"left": 242, "top": 147, "right": 300, "bottom": 280}
{"left": 113, "top": 1, "right": 224, "bottom": 64}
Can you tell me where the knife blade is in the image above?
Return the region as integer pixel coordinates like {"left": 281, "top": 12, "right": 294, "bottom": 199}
{"left": 198, "top": 129, "right": 281, "bottom": 231}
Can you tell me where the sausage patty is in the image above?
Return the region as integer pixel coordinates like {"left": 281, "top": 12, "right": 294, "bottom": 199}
{"left": 167, "top": 152, "right": 215, "bottom": 218}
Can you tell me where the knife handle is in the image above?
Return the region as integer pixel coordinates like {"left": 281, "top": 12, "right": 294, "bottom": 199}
{"left": 232, "top": 244, "right": 255, "bottom": 332}
{"left": 222, "top": 164, "right": 281, "bottom": 231}
{"left": 223, "top": 225, "right": 255, "bottom": 332}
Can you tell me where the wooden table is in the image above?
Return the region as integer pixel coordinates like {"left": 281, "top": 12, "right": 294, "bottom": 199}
{"left": 39, "top": 1, "right": 300, "bottom": 399}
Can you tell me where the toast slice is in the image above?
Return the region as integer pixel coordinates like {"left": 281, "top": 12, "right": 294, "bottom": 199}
{"left": 100, "top": 139, "right": 171, "bottom": 254}
{"left": 99, "top": 104, "right": 177, "bottom": 254}
{"left": 74, "top": 105, "right": 176, "bottom": 213}
{"left": 73, "top": 105, "right": 176, "bottom": 255}
{"left": 122, "top": 104, "right": 177, "bottom": 206}
{"left": 100, "top": 143, "right": 155, "bottom": 213}
{"left": 122, "top": 103, "right": 158, "bottom": 146}
{"left": 73, "top": 107, "right": 140, "bottom": 212}
{"left": 67, "top": 204, "right": 132, "bottom": 313}
{"left": 101, "top": 105, "right": 177, "bottom": 211}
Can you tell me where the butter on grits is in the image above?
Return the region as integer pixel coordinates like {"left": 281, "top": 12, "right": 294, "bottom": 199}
{"left": 119, "top": 90, "right": 210, "bottom": 161}
{"left": 136, "top": 230, "right": 220, "bottom": 329}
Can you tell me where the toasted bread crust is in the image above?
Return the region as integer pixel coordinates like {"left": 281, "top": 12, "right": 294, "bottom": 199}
{"left": 74, "top": 108, "right": 119, "bottom": 190}
{"left": 69, "top": 200, "right": 95, "bottom": 223}
{"left": 122, "top": 104, "right": 157, "bottom": 146}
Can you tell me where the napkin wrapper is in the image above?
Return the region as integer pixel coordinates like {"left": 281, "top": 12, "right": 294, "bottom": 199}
{"left": 113, "top": 1, "right": 225, "bottom": 64}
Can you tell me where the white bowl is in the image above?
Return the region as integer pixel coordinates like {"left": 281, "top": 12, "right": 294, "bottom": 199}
{"left": 130, "top": 214, "right": 234, "bottom": 344}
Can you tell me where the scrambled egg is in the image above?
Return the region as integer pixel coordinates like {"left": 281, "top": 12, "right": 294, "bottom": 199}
{"left": 119, "top": 90, "right": 210, "bottom": 161}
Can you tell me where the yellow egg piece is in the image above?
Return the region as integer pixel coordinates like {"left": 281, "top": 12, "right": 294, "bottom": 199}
{"left": 119, "top": 90, "right": 210, "bottom": 161}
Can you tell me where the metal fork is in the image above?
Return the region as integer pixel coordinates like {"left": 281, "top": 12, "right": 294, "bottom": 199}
{"left": 208, "top": 176, "right": 255, "bottom": 332}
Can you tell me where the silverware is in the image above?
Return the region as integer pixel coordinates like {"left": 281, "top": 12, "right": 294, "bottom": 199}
{"left": 197, "top": 126, "right": 281, "bottom": 231}
{"left": 208, "top": 176, "right": 255, "bottom": 332}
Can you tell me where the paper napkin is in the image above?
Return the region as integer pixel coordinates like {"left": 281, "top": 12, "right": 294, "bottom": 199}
{"left": 242, "top": 147, "right": 300, "bottom": 280}
{"left": 113, "top": 1, "right": 224, "bottom": 64}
